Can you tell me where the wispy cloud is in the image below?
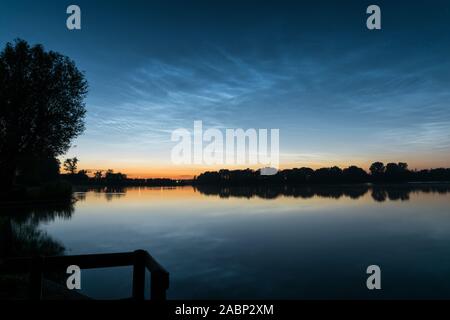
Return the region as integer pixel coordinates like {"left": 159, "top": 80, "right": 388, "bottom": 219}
{"left": 79, "top": 41, "right": 450, "bottom": 169}
{"left": 85, "top": 49, "right": 298, "bottom": 145}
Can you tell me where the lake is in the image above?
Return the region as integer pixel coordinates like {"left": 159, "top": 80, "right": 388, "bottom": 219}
{"left": 3, "top": 184, "right": 450, "bottom": 299}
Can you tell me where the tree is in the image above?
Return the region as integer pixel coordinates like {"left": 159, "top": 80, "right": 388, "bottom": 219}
{"left": 93, "top": 170, "right": 103, "bottom": 180}
{"left": 313, "top": 166, "right": 343, "bottom": 183}
{"left": 0, "top": 39, "right": 88, "bottom": 191}
{"left": 385, "top": 162, "right": 410, "bottom": 181}
{"left": 105, "top": 169, "right": 127, "bottom": 185}
{"left": 398, "top": 162, "right": 408, "bottom": 171}
{"left": 385, "top": 162, "right": 399, "bottom": 173}
{"left": 75, "top": 169, "right": 89, "bottom": 183}
{"left": 63, "top": 157, "right": 78, "bottom": 175}
{"left": 342, "top": 165, "right": 368, "bottom": 182}
{"left": 369, "top": 162, "right": 385, "bottom": 176}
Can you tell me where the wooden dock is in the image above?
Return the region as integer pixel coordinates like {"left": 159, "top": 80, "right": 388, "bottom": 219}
{"left": 0, "top": 250, "right": 169, "bottom": 300}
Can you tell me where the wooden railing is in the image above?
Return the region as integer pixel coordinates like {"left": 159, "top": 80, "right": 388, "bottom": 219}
{"left": 0, "top": 249, "right": 169, "bottom": 300}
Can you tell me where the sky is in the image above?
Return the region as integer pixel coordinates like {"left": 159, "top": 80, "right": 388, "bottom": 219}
{"left": 1, "top": 0, "right": 450, "bottom": 178}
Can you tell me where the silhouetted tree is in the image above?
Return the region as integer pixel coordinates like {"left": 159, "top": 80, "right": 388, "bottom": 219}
{"left": 105, "top": 169, "right": 127, "bottom": 185}
{"left": 63, "top": 157, "right": 78, "bottom": 174}
{"left": 342, "top": 165, "right": 369, "bottom": 183}
{"left": 369, "top": 162, "right": 385, "bottom": 175}
{"left": 75, "top": 169, "right": 89, "bottom": 182}
{"left": 295, "top": 167, "right": 315, "bottom": 182}
{"left": 93, "top": 170, "right": 103, "bottom": 180}
{"left": 384, "top": 162, "right": 410, "bottom": 182}
{"left": 0, "top": 39, "right": 87, "bottom": 192}
{"left": 398, "top": 162, "right": 408, "bottom": 171}
{"left": 313, "top": 166, "right": 343, "bottom": 183}
{"left": 369, "top": 161, "right": 385, "bottom": 182}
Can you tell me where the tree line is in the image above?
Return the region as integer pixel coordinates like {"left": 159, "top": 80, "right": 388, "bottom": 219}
{"left": 61, "top": 157, "right": 187, "bottom": 186}
{"left": 194, "top": 162, "right": 450, "bottom": 185}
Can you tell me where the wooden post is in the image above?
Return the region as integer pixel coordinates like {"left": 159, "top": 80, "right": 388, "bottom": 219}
{"left": 132, "top": 250, "right": 145, "bottom": 300}
{"left": 30, "top": 255, "right": 43, "bottom": 300}
{"left": 151, "top": 270, "right": 169, "bottom": 301}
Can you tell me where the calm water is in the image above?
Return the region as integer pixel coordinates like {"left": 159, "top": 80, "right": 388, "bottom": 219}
{"left": 4, "top": 184, "right": 450, "bottom": 299}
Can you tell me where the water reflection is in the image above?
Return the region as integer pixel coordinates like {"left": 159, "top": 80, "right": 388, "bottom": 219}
{"left": 0, "top": 202, "right": 73, "bottom": 258}
{"left": 194, "top": 183, "right": 450, "bottom": 201}
{"left": 74, "top": 186, "right": 127, "bottom": 202}
{"left": 2, "top": 184, "right": 450, "bottom": 299}
{"left": 0, "top": 202, "right": 75, "bottom": 299}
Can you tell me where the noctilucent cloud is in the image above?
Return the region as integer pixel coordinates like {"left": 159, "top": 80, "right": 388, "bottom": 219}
{"left": 1, "top": 0, "right": 449, "bottom": 177}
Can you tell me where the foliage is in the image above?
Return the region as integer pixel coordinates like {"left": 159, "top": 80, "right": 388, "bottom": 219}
{"left": 63, "top": 157, "right": 78, "bottom": 174}
{"left": 0, "top": 39, "right": 87, "bottom": 191}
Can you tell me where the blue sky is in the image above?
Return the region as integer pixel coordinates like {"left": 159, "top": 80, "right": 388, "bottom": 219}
{"left": 1, "top": 0, "right": 449, "bottom": 177}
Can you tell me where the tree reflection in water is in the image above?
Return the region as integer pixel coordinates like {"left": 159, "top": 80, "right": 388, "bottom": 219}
{"left": 194, "top": 183, "right": 450, "bottom": 201}
{"left": 0, "top": 202, "right": 74, "bottom": 299}
{"left": 74, "top": 186, "right": 127, "bottom": 202}
{"left": 1, "top": 202, "right": 73, "bottom": 259}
